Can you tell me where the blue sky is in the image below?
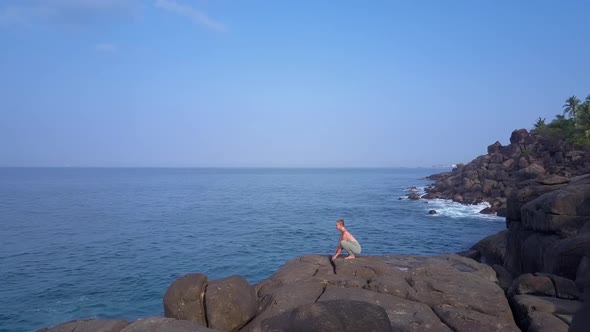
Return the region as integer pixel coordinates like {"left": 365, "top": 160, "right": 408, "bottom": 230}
{"left": 1, "top": 0, "right": 589, "bottom": 167}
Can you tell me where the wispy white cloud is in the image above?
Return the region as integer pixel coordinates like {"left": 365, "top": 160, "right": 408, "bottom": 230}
{"left": 95, "top": 42, "right": 118, "bottom": 53}
{"left": 154, "top": 0, "right": 226, "bottom": 32}
{"left": 0, "top": 0, "right": 139, "bottom": 27}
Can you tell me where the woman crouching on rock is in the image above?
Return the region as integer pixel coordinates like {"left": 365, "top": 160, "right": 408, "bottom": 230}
{"left": 331, "top": 219, "right": 362, "bottom": 260}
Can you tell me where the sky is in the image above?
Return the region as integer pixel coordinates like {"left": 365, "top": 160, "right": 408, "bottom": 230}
{"left": 1, "top": 0, "right": 589, "bottom": 168}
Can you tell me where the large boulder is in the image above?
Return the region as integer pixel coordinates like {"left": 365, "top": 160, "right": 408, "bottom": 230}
{"left": 260, "top": 300, "right": 393, "bottom": 332}
{"left": 318, "top": 285, "right": 450, "bottom": 331}
{"left": 507, "top": 274, "right": 555, "bottom": 298}
{"left": 510, "top": 295, "right": 582, "bottom": 330}
{"left": 243, "top": 280, "right": 328, "bottom": 332}
{"left": 521, "top": 182, "right": 590, "bottom": 237}
{"left": 492, "top": 264, "right": 513, "bottom": 291}
{"left": 471, "top": 230, "right": 508, "bottom": 265}
{"left": 244, "top": 255, "right": 518, "bottom": 332}
{"left": 543, "top": 234, "right": 590, "bottom": 279}
{"left": 527, "top": 311, "right": 569, "bottom": 332}
{"left": 205, "top": 276, "right": 257, "bottom": 332}
{"left": 535, "top": 273, "right": 580, "bottom": 300}
{"left": 163, "top": 273, "right": 208, "bottom": 324}
{"left": 120, "top": 318, "right": 217, "bottom": 332}
{"left": 37, "top": 319, "right": 129, "bottom": 332}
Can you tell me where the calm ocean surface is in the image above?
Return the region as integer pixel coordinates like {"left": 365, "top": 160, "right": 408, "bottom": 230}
{"left": 0, "top": 168, "right": 505, "bottom": 331}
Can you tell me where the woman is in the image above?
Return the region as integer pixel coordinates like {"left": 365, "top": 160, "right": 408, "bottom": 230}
{"left": 331, "top": 219, "right": 362, "bottom": 260}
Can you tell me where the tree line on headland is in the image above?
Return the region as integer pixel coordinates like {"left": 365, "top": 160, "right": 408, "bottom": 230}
{"left": 533, "top": 94, "right": 590, "bottom": 148}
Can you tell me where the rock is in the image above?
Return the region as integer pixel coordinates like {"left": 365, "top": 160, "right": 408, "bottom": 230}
{"left": 518, "top": 157, "right": 530, "bottom": 169}
{"left": 120, "top": 318, "right": 217, "bottom": 332}
{"left": 534, "top": 273, "right": 580, "bottom": 300}
{"left": 319, "top": 285, "right": 450, "bottom": 331}
{"left": 432, "top": 304, "right": 519, "bottom": 332}
{"left": 537, "top": 175, "right": 570, "bottom": 185}
{"left": 544, "top": 234, "right": 590, "bottom": 280}
{"left": 511, "top": 295, "right": 582, "bottom": 321}
{"left": 246, "top": 254, "right": 517, "bottom": 332}
{"left": 507, "top": 273, "right": 556, "bottom": 297}
{"left": 502, "top": 158, "right": 516, "bottom": 170}
{"left": 521, "top": 232, "right": 560, "bottom": 273}
{"left": 408, "top": 192, "right": 421, "bottom": 200}
{"left": 517, "top": 163, "right": 546, "bottom": 179}
{"left": 555, "top": 314, "right": 573, "bottom": 325}
{"left": 37, "top": 319, "right": 129, "bottom": 332}
{"left": 510, "top": 129, "right": 530, "bottom": 144}
{"left": 521, "top": 182, "right": 590, "bottom": 237}
{"left": 527, "top": 311, "right": 569, "bottom": 332}
{"left": 472, "top": 230, "right": 508, "bottom": 265}
{"left": 576, "top": 254, "right": 590, "bottom": 293}
{"left": 482, "top": 179, "right": 498, "bottom": 194}
{"left": 488, "top": 141, "right": 503, "bottom": 154}
{"left": 456, "top": 249, "right": 480, "bottom": 261}
{"left": 242, "top": 280, "right": 327, "bottom": 332}
{"left": 205, "top": 275, "right": 257, "bottom": 332}
{"left": 428, "top": 210, "right": 437, "bottom": 215}
{"left": 163, "top": 273, "right": 208, "bottom": 324}
{"left": 490, "top": 153, "right": 504, "bottom": 164}
{"left": 492, "top": 264, "right": 513, "bottom": 292}
{"left": 479, "top": 207, "right": 496, "bottom": 214}
{"left": 570, "top": 300, "right": 590, "bottom": 332}
{"left": 261, "top": 300, "right": 393, "bottom": 332}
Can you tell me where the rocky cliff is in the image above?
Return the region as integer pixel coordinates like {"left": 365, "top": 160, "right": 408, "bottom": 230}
{"left": 470, "top": 174, "right": 589, "bottom": 332}
{"left": 39, "top": 254, "right": 520, "bottom": 332}
{"left": 423, "top": 129, "right": 590, "bottom": 216}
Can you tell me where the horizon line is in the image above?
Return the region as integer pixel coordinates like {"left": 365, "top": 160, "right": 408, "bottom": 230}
{"left": 0, "top": 165, "right": 454, "bottom": 169}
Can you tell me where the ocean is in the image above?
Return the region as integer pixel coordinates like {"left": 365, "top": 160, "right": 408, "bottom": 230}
{"left": 0, "top": 168, "right": 505, "bottom": 331}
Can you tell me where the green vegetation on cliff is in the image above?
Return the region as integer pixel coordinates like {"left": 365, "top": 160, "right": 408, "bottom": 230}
{"left": 532, "top": 94, "right": 590, "bottom": 148}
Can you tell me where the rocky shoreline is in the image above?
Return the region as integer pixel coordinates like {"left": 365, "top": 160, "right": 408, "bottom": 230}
{"left": 420, "top": 129, "right": 590, "bottom": 216}
{"left": 39, "top": 131, "right": 589, "bottom": 331}
{"left": 38, "top": 173, "right": 589, "bottom": 331}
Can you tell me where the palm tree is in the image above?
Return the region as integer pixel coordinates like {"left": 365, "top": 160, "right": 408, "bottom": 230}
{"left": 563, "top": 95, "right": 581, "bottom": 118}
{"left": 533, "top": 117, "right": 546, "bottom": 129}
{"left": 577, "top": 101, "right": 590, "bottom": 136}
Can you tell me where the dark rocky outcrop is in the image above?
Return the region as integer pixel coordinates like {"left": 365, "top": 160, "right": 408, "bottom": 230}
{"left": 502, "top": 175, "right": 590, "bottom": 283}
{"left": 407, "top": 192, "right": 421, "bottom": 200}
{"left": 205, "top": 276, "right": 257, "bottom": 332}
{"left": 425, "top": 129, "right": 590, "bottom": 215}
{"left": 472, "top": 230, "right": 508, "bottom": 265}
{"left": 244, "top": 254, "right": 518, "bottom": 332}
{"left": 163, "top": 273, "right": 208, "bottom": 324}
{"left": 464, "top": 171, "right": 590, "bottom": 331}
{"left": 260, "top": 300, "right": 393, "bottom": 332}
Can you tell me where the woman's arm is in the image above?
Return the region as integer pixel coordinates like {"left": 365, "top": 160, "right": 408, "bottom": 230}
{"left": 332, "top": 233, "right": 343, "bottom": 260}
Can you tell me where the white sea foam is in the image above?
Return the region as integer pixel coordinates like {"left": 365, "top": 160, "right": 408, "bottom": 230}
{"left": 424, "top": 199, "right": 503, "bottom": 220}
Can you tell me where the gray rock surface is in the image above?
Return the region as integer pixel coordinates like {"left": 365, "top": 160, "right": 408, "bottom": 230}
{"left": 472, "top": 230, "right": 508, "bottom": 265}
{"left": 508, "top": 273, "right": 556, "bottom": 297}
{"left": 205, "top": 275, "right": 257, "bottom": 332}
{"left": 260, "top": 300, "right": 393, "bottom": 332}
{"left": 163, "top": 273, "right": 208, "bottom": 324}
{"left": 243, "top": 254, "right": 518, "bottom": 332}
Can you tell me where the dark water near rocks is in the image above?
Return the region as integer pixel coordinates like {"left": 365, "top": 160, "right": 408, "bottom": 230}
{"left": 0, "top": 168, "right": 505, "bottom": 331}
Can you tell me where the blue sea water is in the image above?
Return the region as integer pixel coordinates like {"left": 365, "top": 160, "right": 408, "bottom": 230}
{"left": 0, "top": 168, "right": 505, "bottom": 331}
